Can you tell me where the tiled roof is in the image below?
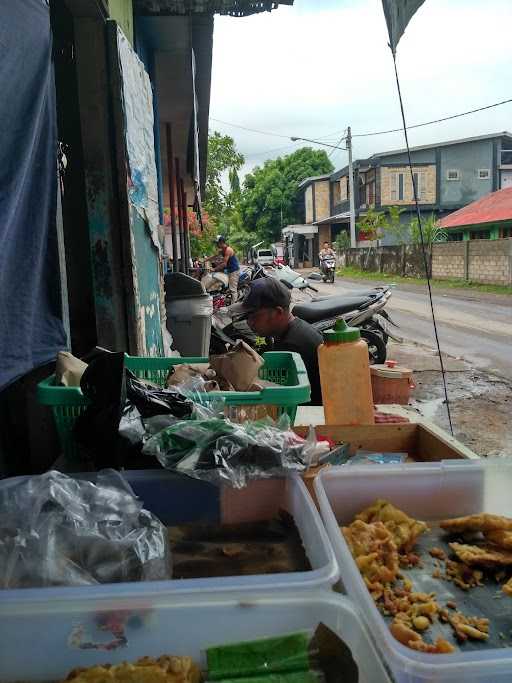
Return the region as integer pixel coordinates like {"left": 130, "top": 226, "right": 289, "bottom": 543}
{"left": 439, "top": 187, "right": 512, "bottom": 229}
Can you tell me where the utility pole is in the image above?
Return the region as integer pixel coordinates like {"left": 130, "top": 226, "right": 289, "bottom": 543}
{"left": 347, "top": 126, "right": 356, "bottom": 248}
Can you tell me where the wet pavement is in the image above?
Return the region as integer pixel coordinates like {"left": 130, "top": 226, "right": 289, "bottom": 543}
{"left": 296, "top": 274, "right": 512, "bottom": 457}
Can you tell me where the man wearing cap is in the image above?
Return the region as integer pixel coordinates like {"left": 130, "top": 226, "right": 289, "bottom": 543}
{"left": 231, "top": 279, "right": 323, "bottom": 405}
{"left": 209, "top": 235, "right": 240, "bottom": 302}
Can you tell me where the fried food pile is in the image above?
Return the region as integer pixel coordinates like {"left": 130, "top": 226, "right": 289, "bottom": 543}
{"left": 440, "top": 513, "right": 512, "bottom": 595}
{"left": 64, "top": 656, "right": 201, "bottom": 683}
{"left": 342, "top": 501, "right": 510, "bottom": 655}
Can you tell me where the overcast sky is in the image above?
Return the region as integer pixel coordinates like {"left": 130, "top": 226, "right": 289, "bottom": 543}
{"left": 209, "top": 0, "right": 512, "bottom": 178}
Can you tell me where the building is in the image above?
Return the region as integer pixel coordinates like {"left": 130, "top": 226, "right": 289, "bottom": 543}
{"left": 300, "top": 132, "right": 512, "bottom": 248}
{"left": 438, "top": 187, "right": 512, "bottom": 241}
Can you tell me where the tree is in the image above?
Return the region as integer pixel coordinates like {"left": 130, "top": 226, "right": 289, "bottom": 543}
{"left": 356, "top": 205, "right": 387, "bottom": 242}
{"left": 409, "top": 213, "right": 447, "bottom": 246}
{"left": 240, "top": 148, "right": 334, "bottom": 243}
{"left": 204, "top": 131, "right": 245, "bottom": 221}
{"left": 334, "top": 230, "right": 351, "bottom": 251}
{"left": 384, "top": 206, "right": 408, "bottom": 245}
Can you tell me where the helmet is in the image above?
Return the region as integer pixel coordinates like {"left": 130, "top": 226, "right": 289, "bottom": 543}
{"left": 215, "top": 235, "right": 226, "bottom": 245}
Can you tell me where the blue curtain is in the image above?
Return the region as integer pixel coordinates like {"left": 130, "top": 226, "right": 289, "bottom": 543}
{"left": 0, "top": 0, "right": 67, "bottom": 390}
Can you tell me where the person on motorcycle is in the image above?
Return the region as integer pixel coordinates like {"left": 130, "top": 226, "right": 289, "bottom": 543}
{"left": 207, "top": 235, "right": 241, "bottom": 302}
{"left": 230, "top": 278, "right": 323, "bottom": 405}
{"left": 319, "top": 242, "right": 336, "bottom": 282}
{"left": 319, "top": 242, "right": 335, "bottom": 260}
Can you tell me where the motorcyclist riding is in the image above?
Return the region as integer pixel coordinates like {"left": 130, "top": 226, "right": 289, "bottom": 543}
{"left": 319, "top": 242, "right": 336, "bottom": 283}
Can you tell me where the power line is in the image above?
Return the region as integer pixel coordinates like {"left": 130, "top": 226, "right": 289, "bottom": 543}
{"left": 209, "top": 117, "right": 292, "bottom": 140}
{"left": 328, "top": 129, "right": 348, "bottom": 158}
{"left": 353, "top": 97, "right": 512, "bottom": 138}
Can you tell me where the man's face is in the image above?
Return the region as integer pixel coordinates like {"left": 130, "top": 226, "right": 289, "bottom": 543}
{"left": 247, "top": 307, "right": 282, "bottom": 336}
{"left": 324, "top": 243, "right": 329, "bottom": 249}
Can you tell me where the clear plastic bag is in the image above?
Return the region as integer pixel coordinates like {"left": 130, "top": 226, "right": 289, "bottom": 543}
{"left": 142, "top": 415, "right": 316, "bottom": 488}
{"left": 0, "top": 470, "right": 171, "bottom": 588}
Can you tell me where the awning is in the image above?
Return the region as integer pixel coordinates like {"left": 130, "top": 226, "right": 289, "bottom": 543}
{"left": 314, "top": 212, "right": 351, "bottom": 226}
{"left": 282, "top": 224, "right": 318, "bottom": 236}
{"left": 134, "top": 1, "right": 293, "bottom": 16}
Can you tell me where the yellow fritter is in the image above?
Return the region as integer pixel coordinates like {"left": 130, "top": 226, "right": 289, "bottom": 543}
{"left": 342, "top": 519, "right": 399, "bottom": 585}
{"left": 449, "top": 542, "right": 512, "bottom": 567}
{"left": 64, "top": 656, "right": 201, "bottom": 683}
{"left": 485, "top": 529, "right": 512, "bottom": 550}
{"left": 355, "top": 499, "right": 428, "bottom": 553}
{"left": 440, "top": 513, "right": 512, "bottom": 534}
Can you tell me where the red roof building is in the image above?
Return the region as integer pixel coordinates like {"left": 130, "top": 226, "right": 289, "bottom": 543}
{"left": 439, "top": 187, "right": 512, "bottom": 240}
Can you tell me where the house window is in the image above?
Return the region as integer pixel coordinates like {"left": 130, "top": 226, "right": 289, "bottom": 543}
{"left": 447, "top": 232, "right": 463, "bottom": 242}
{"left": 413, "top": 172, "right": 424, "bottom": 200}
{"left": 391, "top": 172, "right": 405, "bottom": 200}
{"left": 470, "top": 229, "right": 490, "bottom": 240}
{"left": 446, "top": 169, "right": 460, "bottom": 181}
{"left": 500, "top": 226, "right": 512, "bottom": 238}
{"left": 478, "top": 169, "right": 490, "bottom": 179}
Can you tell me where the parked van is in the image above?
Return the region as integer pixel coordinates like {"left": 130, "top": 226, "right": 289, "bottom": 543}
{"left": 254, "top": 247, "right": 275, "bottom": 266}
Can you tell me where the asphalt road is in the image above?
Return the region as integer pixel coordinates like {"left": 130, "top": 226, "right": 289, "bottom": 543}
{"left": 309, "top": 276, "right": 512, "bottom": 381}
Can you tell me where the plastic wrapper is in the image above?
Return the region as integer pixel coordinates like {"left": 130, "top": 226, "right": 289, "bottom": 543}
{"left": 142, "top": 416, "right": 316, "bottom": 488}
{"left": 349, "top": 451, "right": 407, "bottom": 465}
{"left": 0, "top": 470, "right": 171, "bottom": 588}
{"left": 74, "top": 351, "right": 193, "bottom": 468}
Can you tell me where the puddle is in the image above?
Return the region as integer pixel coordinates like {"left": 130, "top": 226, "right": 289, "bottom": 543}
{"left": 411, "top": 397, "right": 445, "bottom": 421}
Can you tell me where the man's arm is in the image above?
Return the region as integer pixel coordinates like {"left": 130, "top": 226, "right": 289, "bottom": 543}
{"left": 213, "top": 247, "right": 233, "bottom": 271}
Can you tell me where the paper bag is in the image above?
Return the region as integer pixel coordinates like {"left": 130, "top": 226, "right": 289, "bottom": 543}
{"left": 210, "top": 341, "right": 264, "bottom": 392}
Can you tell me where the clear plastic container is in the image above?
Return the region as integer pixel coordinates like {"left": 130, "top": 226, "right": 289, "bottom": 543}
{"left": 0, "top": 472, "right": 338, "bottom": 606}
{"left": 0, "top": 593, "right": 391, "bottom": 682}
{"left": 315, "top": 460, "right": 512, "bottom": 682}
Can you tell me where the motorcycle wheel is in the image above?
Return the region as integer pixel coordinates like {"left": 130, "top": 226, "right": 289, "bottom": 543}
{"left": 360, "top": 329, "right": 387, "bottom": 365}
{"left": 329, "top": 271, "right": 335, "bottom": 284}
{"left": 365, "top": 319, "right": 389, "bottom": 345}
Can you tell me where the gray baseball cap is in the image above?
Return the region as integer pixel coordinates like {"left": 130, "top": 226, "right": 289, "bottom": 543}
{"left": 230, "top": 278, "right": 291, "bottom": 316}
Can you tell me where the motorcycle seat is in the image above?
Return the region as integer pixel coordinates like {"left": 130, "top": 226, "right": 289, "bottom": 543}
{"left": 293, "top": 295, "right": 374, "bottom": 323}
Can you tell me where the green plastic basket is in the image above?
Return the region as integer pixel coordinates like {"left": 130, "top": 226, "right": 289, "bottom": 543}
{"left": 37, "top": 352, "right": 310, "bottom": 460}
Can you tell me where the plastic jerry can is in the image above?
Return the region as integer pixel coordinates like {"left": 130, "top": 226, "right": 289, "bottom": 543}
{"left": 318, "top": 319, "right": 375, "bottom": 425}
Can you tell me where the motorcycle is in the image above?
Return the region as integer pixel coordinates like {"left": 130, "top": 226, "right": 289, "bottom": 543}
{"left": 292, "top": 286, "right": 399, "bottom": 364}
{"left": 319, "top": 256, "right": 336, "bottom": 284}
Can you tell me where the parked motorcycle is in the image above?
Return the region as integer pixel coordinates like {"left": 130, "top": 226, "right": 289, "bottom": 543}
{"left": 319, "top": 256, "right": 336, "bottom": 284}
{"left": 293, "top": 287, "right": 398, "bottom": 364}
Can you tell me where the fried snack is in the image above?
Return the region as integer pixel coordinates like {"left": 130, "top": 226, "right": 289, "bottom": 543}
{"left": 440, "top": 514, "right": 512, "bottom": 534}
{"left": 502, "top": 576, "right": 512, "bottom": 596}
{"left": 389, "top": 619, "right": 454, "bottom": 654}
{"left": 356, "top": 499, "right": 428, "bottom": 553}
{"left": 450, "top": 542, "right": 512, "bottom": 567}
{"left": 445, "top": 559, "right": 484, "bottom": 590}
{"left": 485, "top": 529, "right": 512, "bottom": 550}
{"left": 439, "top": 609, "right": 489, "bottom": 643}
{"left": 342, "top": 519, "right": 399, "bottom": 588}
{"left": 64, "top": 656, "right": 201, "bottom": 683}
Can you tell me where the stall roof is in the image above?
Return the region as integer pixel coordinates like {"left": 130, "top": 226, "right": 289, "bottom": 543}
{"left": 282, "top": 224, "right": 318, "bottom": 235}
{"left": 134, "top": 1, "right": 293, "bottom": 16}
{"left": 314, "top": 212, "right": 351, "bottom": 226}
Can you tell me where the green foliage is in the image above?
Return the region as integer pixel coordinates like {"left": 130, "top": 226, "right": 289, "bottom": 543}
{"left": 188, "top": 210, "right": 217, "bottom": 258}
{"left": 240, "top": 147, "right": 334, "bottom": 243}
{"left": 409, "top": 213, "right": 447, "bottom": 246}
{"left": 205, "top": 131, "right": 245, "bottom": 221}
{"left": 334, "top": 230, "right": 351, "bottom": 251}
{"left": 384, "top": 206, "right": 408, "bottom": 244}
{"left": 356, "top": 205, "right": 387, "bottom": 241}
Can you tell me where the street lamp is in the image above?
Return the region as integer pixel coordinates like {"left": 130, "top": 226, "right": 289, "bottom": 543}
{"left": 291, "top": 128, "right": 356, "bottom": 248}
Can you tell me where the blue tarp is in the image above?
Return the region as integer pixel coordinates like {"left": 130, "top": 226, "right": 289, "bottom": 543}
{"left": 0, "top": 0, "right": 67, "bottom": 390}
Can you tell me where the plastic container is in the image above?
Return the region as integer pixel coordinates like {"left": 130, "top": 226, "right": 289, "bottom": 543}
{"left": 165, "top": 272, "right": 213, "bottom": 356}
{"left": 371, "top": 359, "right": 414, "bottom": 405}
{"left": 318, "top": 319, "right": 374, "bottom": 425}
{"left": 0, "top": 593, "right": 391, "bottom": 683}
{"left": 315, "top": 460, "right": 512, "bottom": 682}
{"left": 37, "top": 351, "right": 310, "bottom": 459}
{"left": 1, "top": 472, "right": 338, "bottom": 606}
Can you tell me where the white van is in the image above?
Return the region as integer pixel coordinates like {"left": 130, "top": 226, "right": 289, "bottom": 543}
{"left": 254, "top": 248, "right": 275, "bottom": 266}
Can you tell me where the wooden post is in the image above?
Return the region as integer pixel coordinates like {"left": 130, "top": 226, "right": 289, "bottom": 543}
{"left": 175, "top": 157, "right": 186, "bottom": 273}
{"left": 181, "top": 181, "right": 190, "bottom": 275}
{"left": 165, "top": 124, "right": 179, "bottom": 272}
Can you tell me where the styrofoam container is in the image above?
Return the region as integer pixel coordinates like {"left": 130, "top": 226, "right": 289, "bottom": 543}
{"left": 0, "top": 592, "right": 391, "bottom": 682}
{"left": 315, "top": 460, "right": 512, "bottom": 683}
{"left": 0, "top": 471, "right": 338, "bottom": 606}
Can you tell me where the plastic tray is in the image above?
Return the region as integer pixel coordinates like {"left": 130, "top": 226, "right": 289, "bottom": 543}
{"left": 1, "top": 471, "right": 338, "bottom": 606}
{"left": 315, "top": 460, "right": 512, "bottom": 682}
{"left": 0, "top": 593, "right": 391, "bottom": 683}
{"left": 37, "top": 352, "right": 310, "bottom": 459}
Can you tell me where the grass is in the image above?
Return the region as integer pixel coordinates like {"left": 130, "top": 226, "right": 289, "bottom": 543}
{"left": 337, "top": 266, "right": 512, "bottom": 296}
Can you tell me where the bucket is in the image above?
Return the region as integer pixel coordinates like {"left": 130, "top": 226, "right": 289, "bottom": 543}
{"left": 370, "top": 360, "right": 414, "bottom": 405}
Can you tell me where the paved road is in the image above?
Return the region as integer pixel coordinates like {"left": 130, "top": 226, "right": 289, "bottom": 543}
{"left": 309, "top": 276, "right": 512, "bottom": 381}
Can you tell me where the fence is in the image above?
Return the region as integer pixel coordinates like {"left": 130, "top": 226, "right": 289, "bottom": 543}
{"left": 337, "top": 238, "right": 512, "bottom": 286}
